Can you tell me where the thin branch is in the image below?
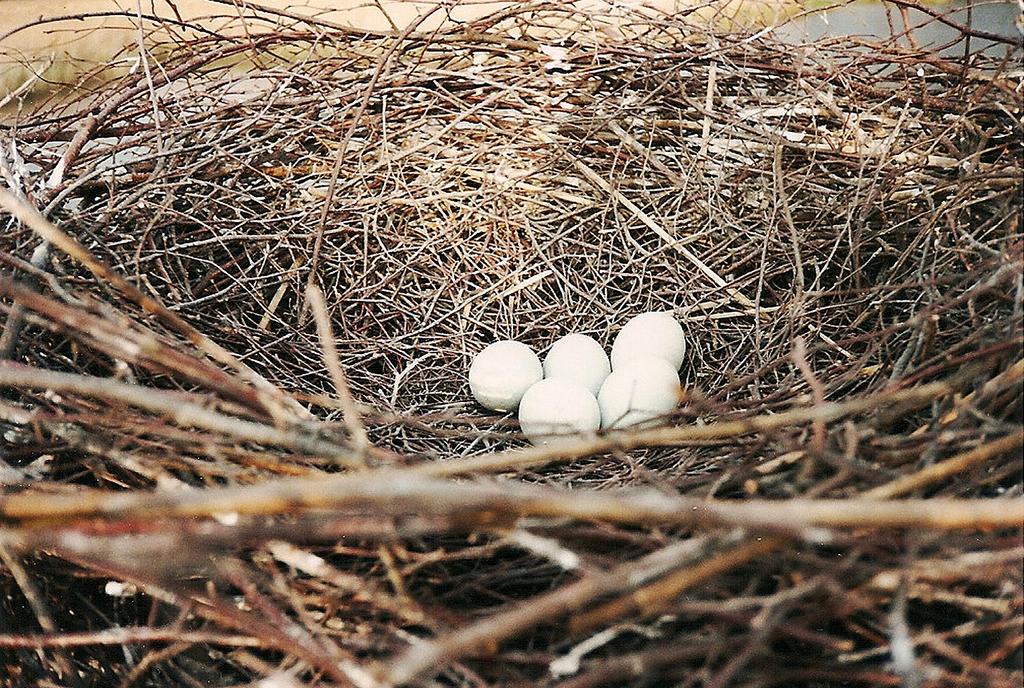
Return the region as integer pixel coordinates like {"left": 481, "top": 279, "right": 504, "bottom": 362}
{"left": 863, "top": 431, "right": 1024, "bottom": 499}
{"left": 0, "top": 362, "right": 356, "bottom": 463}
{"left": 0, "top": 464, "right": 1019, "bottom": 531}
{"left": 306, "top": 285, "right": 369, "bottom": 456}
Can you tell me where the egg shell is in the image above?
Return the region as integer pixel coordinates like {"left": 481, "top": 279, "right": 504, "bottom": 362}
{"left": 542, "top": 333, "right": 611, "bottom": 396}
{"left": 610, "top": 311, "right": 686, "bottom": 370}
{"left": 597, "top": 356, "right": 681, "bottom": 429}
{"left": 518, "top": 378, "right": 601, "bottom": 446}
{"left": 469, "top": 340, "right": 543, "bottom": 411}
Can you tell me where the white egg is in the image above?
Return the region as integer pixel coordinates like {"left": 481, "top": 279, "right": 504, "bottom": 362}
{"left": 542, "top": 333, "right": 611, "bottom": 396}
{"left": 610, "top": 311, "right": 686, "bottom": 370}
{"left": 469, "top": 340, "right": 543, "bottom": 411}
{"left": 597, "top": 357, "right": 681, "bottom": 429}
{"left": 518, "top": 378, "right": 601, "bottom": 446}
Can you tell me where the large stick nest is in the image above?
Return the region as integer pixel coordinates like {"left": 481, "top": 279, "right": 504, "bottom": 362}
{"left": 0, "top": 3, "right": 1022, "bottom": 687}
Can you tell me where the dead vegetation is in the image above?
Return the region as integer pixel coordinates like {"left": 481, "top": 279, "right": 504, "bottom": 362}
{"left": 0, "top": 2, "right": 1021, "bottom": 687}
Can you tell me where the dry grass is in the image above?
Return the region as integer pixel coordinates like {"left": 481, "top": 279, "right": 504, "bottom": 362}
{"left": 0, "top": 2, "right": 1021, "bottom": 687}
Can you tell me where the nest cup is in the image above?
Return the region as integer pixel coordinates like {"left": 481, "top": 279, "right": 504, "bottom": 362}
{"left": 0, "top": 3, "right": 1021, "bottom": 686}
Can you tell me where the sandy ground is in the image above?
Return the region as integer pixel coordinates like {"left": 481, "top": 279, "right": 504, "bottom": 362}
{"left": 0, "top": 1, "right": 796, "bottom": 99}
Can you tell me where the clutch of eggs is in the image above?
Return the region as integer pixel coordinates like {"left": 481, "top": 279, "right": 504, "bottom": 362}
{"left": 468, "top": 340, "right": 543, "bottom": 411}
{"left": 610, "top": 311, "right": 686, "bottom": 370}
{"left": 597, "top": 356, "right": 681, "bottom": 429}
{"left": 468, "top": 313, "right": 684, "bottom": 436}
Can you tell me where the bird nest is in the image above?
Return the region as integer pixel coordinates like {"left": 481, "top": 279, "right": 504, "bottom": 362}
{"left": 0, "top": 3, "right": 1022, "bottom": 687}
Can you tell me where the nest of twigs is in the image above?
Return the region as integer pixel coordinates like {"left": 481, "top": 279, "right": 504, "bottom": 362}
{"left": 0, "top": 3, "right": 1022, "bottom": 687}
